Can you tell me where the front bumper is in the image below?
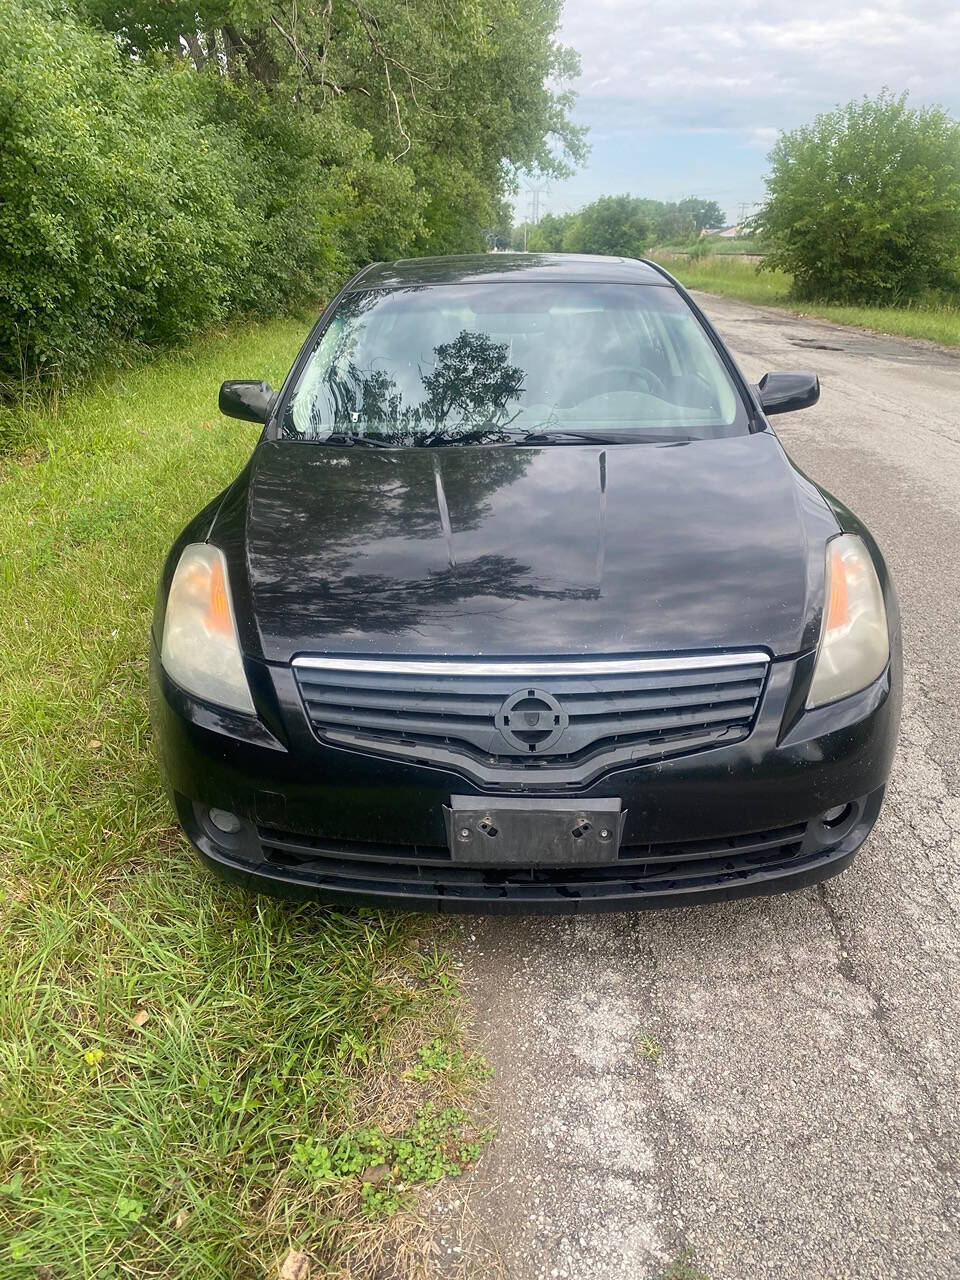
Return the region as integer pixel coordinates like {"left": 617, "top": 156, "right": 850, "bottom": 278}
{"left": 149, "top": 637, "right": 901, "bottom": 914}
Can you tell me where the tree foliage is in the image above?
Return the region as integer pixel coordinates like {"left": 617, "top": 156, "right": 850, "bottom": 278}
{"left": 677, "top": 197, "right": 725, "bottom": 235}
{"left": 519, "top": 194, "right": 725, "bottom": 256}
{"left": 561, "top": 195, "right": 650, "bottom": 257}
{"left": 754, "top": 91, "right": 960, "bottom": 303}
{"left": 82, "top": 0, "right": 587, "bottom": 255}
{"left": 0, "top": 0, "right": 585, "bottom": 390}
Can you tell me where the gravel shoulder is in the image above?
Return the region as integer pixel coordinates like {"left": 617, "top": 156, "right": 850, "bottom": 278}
{"left": 428, "top": 293, "right": 960, "bottom": 1280}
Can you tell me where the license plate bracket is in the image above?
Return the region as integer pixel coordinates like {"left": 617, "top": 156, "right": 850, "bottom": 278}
{"left": 444, "top": 796, "right": 625, "bottom": 867}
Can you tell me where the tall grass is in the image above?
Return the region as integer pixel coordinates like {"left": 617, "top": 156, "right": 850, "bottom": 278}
{"left": 653, "top": 238, "right": 769, "bottom": 257}
{"left": 0, "top": 317, "right": 486, "bottom": 1278}
{"left": 653, "top": 255, "right": 960, "bottom": 347}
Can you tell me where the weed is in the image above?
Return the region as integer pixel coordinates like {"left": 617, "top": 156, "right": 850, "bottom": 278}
{"left": 407, "top": 1037, "right": 457, "bottom": 1080}
{"left": 291, "top": 1104, "right": 493, "bottom": 1219}
{"left": 635, "top": 1034, "right": 662, "bottom": 1062}
{"left": 662, "top": 1246, "right": 711, "bottom": 1279}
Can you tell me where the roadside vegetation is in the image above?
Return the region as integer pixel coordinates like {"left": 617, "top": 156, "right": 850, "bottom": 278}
{"left": 647, "top": 92, "right": 960, "bottom": 348}
{"left": 0, "top": 317, "right": 491, "bottom": 1277}
{"left": 754, "top": 91, "right": 960, "bottom": 305}
{"left": 530, "top": 91, "right": 960, "bottom": 350}
{"left": 652, "top": 237, "right": 768, "bottom": 257}
{"left": 1, "top": 0, "right": 583, "bottom": 399}
{"left": 652, "top": 255, "right": 960, "bottom": 348}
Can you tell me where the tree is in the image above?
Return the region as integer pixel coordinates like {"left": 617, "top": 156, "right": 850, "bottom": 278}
{"left": 649, "top": 202, "right": 695, "bottom": 243}
{"left": 83, "top": 0, "right": 589, "bottom": 257}
{"left": 754, "top": 91, "right": 960, "bottom": 303}
{"left": 678, "top": 197, "right": 725, "bottom": 234}
{"left": 422, "top": 331, "right": 525, "bottom": 433}
{"left": 562, "top": 195, "right": 649, "bottom": 257}
{"left": 3, "top": 0, "right": 589, "bottom": 390}
{"left": 526, "top": 211, "right": 574, "bottom": 251}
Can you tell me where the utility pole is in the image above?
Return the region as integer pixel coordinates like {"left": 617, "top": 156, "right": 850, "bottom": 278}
{"left": 523, "top": 182, "right": 549, "bottom": 250}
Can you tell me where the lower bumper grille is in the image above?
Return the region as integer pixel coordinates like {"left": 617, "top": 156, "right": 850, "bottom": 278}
{"left": 183, "top": 788, "right": 883, "bottom": 911}
{"left": 254, "top": 818, "right": 814, "bottom": 903}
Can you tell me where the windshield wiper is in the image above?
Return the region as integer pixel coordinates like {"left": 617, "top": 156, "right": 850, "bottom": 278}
{"left": 315, "top": 431, "right": 394, "bottom": 448}
{"left": 420, "top": 422, "right": 516, "bottom": 447}
{"left": 518, "top": 429, "right": 692, "bottom": 446}
{"left": 310, "top": 428, "right": 692, "bottom": 448}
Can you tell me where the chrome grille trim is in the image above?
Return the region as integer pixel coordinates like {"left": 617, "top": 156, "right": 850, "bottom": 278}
{"left": 292, "top": 650, "right": 770, "bottom": 678}
{"left": 292, "top": 649, "right": 772, "bottom": 785}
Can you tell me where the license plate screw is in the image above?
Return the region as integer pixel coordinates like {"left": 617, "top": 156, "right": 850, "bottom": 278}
{"left": 458, "top": 827, "right": 471, "bottom": 840}
{"left": 599, "top": 828, "right": 612, "bottom": 840}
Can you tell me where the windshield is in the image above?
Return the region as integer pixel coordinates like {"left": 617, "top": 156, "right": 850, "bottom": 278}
{"left": 282, "top": 282, "right": 749, "bottom": 445}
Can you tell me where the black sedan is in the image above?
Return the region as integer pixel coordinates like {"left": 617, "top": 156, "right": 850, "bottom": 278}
{"left": 150, "top": 253, "right": 901, "bottom": 912}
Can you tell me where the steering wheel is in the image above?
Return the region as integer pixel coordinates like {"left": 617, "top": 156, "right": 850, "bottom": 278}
{"left": 561, "top": 365, "right": 667, "bottom": 407}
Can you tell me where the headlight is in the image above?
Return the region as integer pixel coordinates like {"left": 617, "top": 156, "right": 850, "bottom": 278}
{"left": 160, "top": 544, "right": 255, "bottom": 714}
{"left": 807, "top": 534, "right": 889, "bottom": 708}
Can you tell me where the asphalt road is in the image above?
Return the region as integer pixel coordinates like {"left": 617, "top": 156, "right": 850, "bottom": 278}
{"left": 428, "top": 294, "right": 960, "bottom": 1280}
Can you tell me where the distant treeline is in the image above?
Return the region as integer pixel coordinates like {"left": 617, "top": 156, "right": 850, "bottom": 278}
{"left": 513, "top": 195, "right": 726, "bottom": 257}
{"left": 0, "top": 0, "right": 585, "bottom": 393}
{"left": 524, "top": 93, "right": 960, "bottom": 308}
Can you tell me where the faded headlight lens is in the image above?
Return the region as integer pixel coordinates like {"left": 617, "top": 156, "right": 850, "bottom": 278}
{"left": 807, "top": 534, "right": 889, "bottom": 709}
{"left": 161, "top": 544, "right": 255, "bottom": 714}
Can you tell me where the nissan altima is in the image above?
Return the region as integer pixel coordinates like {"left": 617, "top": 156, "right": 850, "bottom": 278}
{"left": 150, "top": 253, "right": 901, "bottom": 912}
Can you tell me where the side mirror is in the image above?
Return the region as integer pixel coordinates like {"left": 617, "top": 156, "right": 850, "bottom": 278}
{"left": 757, "top": 371, "right": 820, "bottom": 416}
{"left": 219, "top": 379, "right": 277, "bottom": 424}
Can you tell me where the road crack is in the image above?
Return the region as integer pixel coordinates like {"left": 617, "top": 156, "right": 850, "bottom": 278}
{"left": 815, "top": 879, "right": 959, "bottom": 1222}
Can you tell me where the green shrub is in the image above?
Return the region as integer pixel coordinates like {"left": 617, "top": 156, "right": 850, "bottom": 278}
{"left": 0, "top": 1, "right": 424, "bottom": 394}
{"left": 196, "top": 85, "right": 424, "bottom": 318}
{"left": 0, "top": 0, "right": 584, "bottom": 399}
{"left": 686, "top": 238, "right": 715, "bottom": 263}
{"left": 562, "top": 194, "right": 650, "bottom": 258}
{"left": 0, "top": 2, "right": 239, "bottom": 388}
{"left": 755, "top": 91, "right": 960, "bottom": 304}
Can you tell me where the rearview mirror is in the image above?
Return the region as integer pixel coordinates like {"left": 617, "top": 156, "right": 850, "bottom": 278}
{"left": 219, "top": 379, "right": 277, "bottom": 424}
{"left": 757, "top": 371, "right": 820, "bottom": 416}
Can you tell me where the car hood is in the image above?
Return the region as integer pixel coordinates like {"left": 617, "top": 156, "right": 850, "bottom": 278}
{"left": 223, "top": 434, "right": 838, "bottom": 663}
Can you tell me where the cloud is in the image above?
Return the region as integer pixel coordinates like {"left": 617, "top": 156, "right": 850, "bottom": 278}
{"left": 559, "top": 0, "right": 960, "bottom": 140}
{"left": 747, "top": 127, "right": 780, "bottom": 150}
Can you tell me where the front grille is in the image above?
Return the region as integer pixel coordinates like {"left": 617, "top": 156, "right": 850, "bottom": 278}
{"left": 254, "top": 818, "right": 815, "bottom": 905}
{"left": 292, "top": 651, "right": 770, "bottom": 782}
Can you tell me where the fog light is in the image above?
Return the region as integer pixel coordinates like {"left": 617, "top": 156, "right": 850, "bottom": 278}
{"left": 821, "top": 804, "right": 852, "bottom": 829}
{"left": 209, "top": 807, "right": 242, "bottom": 834}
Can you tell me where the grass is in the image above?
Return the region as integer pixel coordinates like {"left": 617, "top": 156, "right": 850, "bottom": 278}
{"left": 704, "top": 237, "right": 768, "bottom": 256}
{"left": 652, "top": 237, "right": 768, "bottom": 256}
{"left": 0, "top": 318, "right": 488, "bottom": 1278}
{"left": 661, "top": 1249, "right": 710, "bottom": 1280}
{"left": 651, "top": 254, "right": 960, "bottom": 347}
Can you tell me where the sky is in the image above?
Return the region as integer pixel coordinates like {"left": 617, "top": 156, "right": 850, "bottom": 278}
{"left": 525, "top": 0, "right": 960, "bottom": 226}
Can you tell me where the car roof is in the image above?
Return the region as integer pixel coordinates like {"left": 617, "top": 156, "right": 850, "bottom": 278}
{"left": 353, "top": 253, "right": 671, "bottom": 289}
